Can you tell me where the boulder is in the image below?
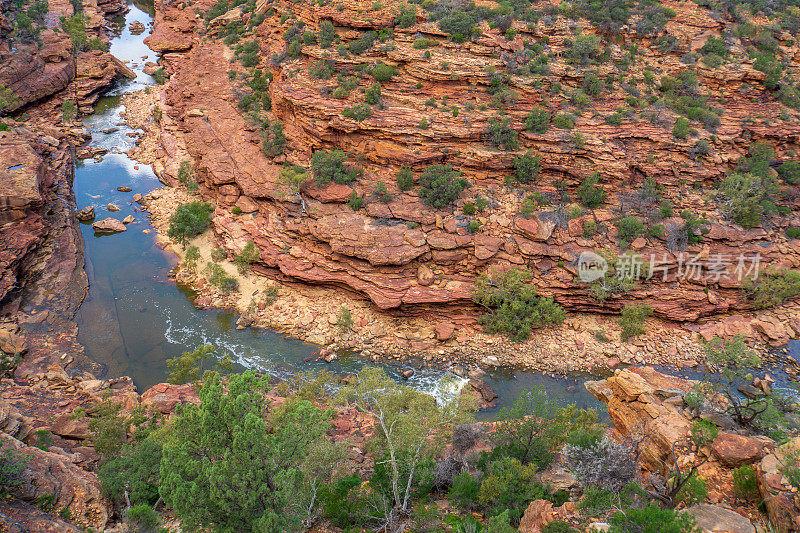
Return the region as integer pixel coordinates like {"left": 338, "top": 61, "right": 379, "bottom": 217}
{"left": 434, "top": 322, "right": 455, "bottom": 341}
{"left": 469, "top": 379, "right": 497, "bottom": 403}
{"left": 140, "top": 382, "right": 199, "bottom": 414}
{"left": 92, "top": 218, "right": 126, "bottom": 234}
{"left": 49, "top": 413, "right": 90, "bottom": 440}
{"left": 711, "top": 432, "right": 771, "bottom": 467}
{"left": 76, "top": 205, "right": 95, "bottom": 221}
{"left": 518, "top": 499, "right": 554, "bottom": 533}
{"left": 417, "top": 264, "right": 435, "bottom": 286}
{"left": 132, "top": 193, "right": 144, "bottom": 204}
{"left": 122, "top": 215, "right": 134, "bottom": 224}
{"left": 680, "top": 504, "right": 755, "bottom": 533}
{"left": 107, "top": 203, "right": 120, "bottom": 211}
{"left": 129, "top": 20, "right": 146, "bottom": 34}
{"left": 116, "top": 186, "right": 131, "bottom": 192}
{"left": 0, "top": 328, "right": 27, "bottom": 355}
{"left": 757, "top": 437, "right": 800, "bottom": 532}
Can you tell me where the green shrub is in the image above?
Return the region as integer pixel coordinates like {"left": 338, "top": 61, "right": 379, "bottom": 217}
{"left": 205, "top": 262, "right": 238, "bottom": 293}
{"left": 347, "top": 191, "right": 363, "bottom": 211}
{"left": 617, "top": 216, "right": 645, "bottom": 243}
{"left": 478, "top": 456, "right": 567, "bottom": 525}
{"left": 449, "top": 471, "right": 480, "bottom": 511}
{"left": 673, "top": 117, "right": 690, "bottom": 139}
{"left": 348, "top": 30, "right": 377, "bottom": 54}
{"left": 732, "top": 465, "right": 760, "bottom": 501}
{"left": 310, "top": 59, "right": 335, "bottom": 79}
{"left": 609, "top": 504, "right": 698, "bottom": 533}
{"left": 619, "top": 303, "right": 652, "bottom": 341}
{"left": 487, "top": 116, "right": 519, "bottom": 150}
{"left": 371, "top": 62, "right": 396, "bottom": 82}
{"left": 365, "top": 83, "right": 381, "bottom": 104}
{"left": 787, "top": 227, "right": 800, "bottom": 239}
{"left": 690, "top": 419, "right": 719, "bottom": 447}
{"left": 778, "top": 160, "right": 800, "bottom": 184}
{"left": 396, "top": 166, "right": 414, "bottom": 191}
{"left": 605, "top": 112, "right": 622, "bottom": 126}
{"left": 0, "top": 448, "right": 27, "bottom": 497}
{"left": 742, "top": 268, "right": 800, "bottom": 309}
{"left": 318, "top": 20, "right": 336, "bottom": 47}
{"left": 261, "top": 123, "right": 285, "bottom": 156}
{"left": 337, "top": 307, "right": 352, "bottom": 332}
{"left": 319, "top": 475, "right": 367, "bottom": 527}
{"left": 526, "top": 107, "right": 550, "bottom": 133}
{"left": 542, "top": 521, "right": 580, "bottom": 533}
{"left": 342, "top": 103, "right": 371, "bottom": 121}
{"left": 512, "top": 151, "right": 542, "bottom": 184}
{"left": 100, "top": 437, "right": 162, "bottom": 506}
{"left": 311, "top": 150, "right": 361, "bottom": 185}
{"left": 395, "top": 8, "right": 416, "bottom": 28}
{"left": 413, "top": 37, "right": 435, "bottom": 49}
{"left": 472, "top": 267, "right": 566, "bottom": 341}
{"left": 552, "top": 112, "right": 575, "bottom": 129}
{"left": 61, "top": 100, "right": 77, "bottom": 123}
{"left": 700, "top": 36, "right": 728, "bottom": 57}
{"left": 468, "top": 219, "right": 481, "bottom": 233}
{"left": 183, "top": 246, "right": 201, "bottom": 272}
{"left": 126, "top": 504, "right": 160, "bottom": 532}
{"left": 168, "top": 202, "right": 213, "bottom": 247}
{"left": 578, "top": 172, "right": 606, "bottom": 208}
{"left": 463, "top": 202, "right": 476, "bottom": 215}
{"left": 674, "top": 473, "right": 708, "bottom": 506}
{"left": 418, "top": 164, "right": 469, "bottom": 208}
{"left": 717, "top": 172, "right": 780, "bottom": 228}
{"left": 372, "top": 182, "right": 393, "bottom": 203}
{"left": 211, "top": 247, "right": 226, "bottom": 262}
{"left": 583, "top": 219, "right": 598, "bottom": 236}
{"left": 438, "top": 11, "right": 476, "bottom": 41}
{"left": 233, "top": 240, "right": 259, "bottom": 273}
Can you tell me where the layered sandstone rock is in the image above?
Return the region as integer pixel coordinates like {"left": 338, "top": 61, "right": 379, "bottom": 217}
{"left": 140, "top": 0, "right": 800, "bottom": 337}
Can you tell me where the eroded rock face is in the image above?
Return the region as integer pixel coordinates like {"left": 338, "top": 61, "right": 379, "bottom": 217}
{"left": 144, "top": 0, "right": 800, "bottom": 332}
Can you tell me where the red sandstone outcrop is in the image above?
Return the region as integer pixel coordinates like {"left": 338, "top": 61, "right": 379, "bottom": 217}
{"left": 140, "top": 0, "right": 800, "bottom": 337}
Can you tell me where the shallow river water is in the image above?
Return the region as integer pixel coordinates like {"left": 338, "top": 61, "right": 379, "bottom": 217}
{"left": 72, "top": 4, "right": 799, "bottom": 416}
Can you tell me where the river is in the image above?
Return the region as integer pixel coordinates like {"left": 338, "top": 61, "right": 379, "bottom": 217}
{"left": 71, "top": 3, "right": 799, "bottom": 417}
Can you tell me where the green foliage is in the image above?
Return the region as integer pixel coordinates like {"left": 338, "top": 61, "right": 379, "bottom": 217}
{"left": 348, "top": 30, "right": 377, "bottom": 54}
{"left": 395, "top": 8, "right": 417, "bottom": 28}
{"left": 371, "top": 61, "right": 396, "bottom": 82}
{"left": 698, "top": 336, "right": 794, "bottom": 439}
{"left": 778, "top": 160, "right": 800, "bottom": 184}
{"left": 211, "top": 247, "right": 227, "bottom": 262}
{"left": 543, "top": 521, "right": 580, "bottom": 533}
{"left": 61, "top": 100, "right": 77, "bottom": 123}
{"left": 233, "top": 240, "right": 259, "bottom": 273}
{"left": 0, "top": 448, "right": 27, "bottom": 497}
{"left": 337, "top": 307, "right": 352, "bottom": 332}
{"left": 717, "top": 172, "right": 780, "bottom": 229}
{"left": 512, "top": 151, "right": 542, "bottom": 184}
{"left": 261, "top": 123, "right": 285, "bottom": 157}
{"left": 310, "top": 59, "right": 335, "bottom": 79}
{"left": 552, "top": 112, "right": 575, "bottom": 129}
{"left": 319, "top": 475, "right": 367, "bottom": 527}
{"left": 487, "top": 116, "right": 519, "bottom": 151}
{"left": 619, "top": 303, "right": 652, "bottom": 341}
{"left": 787, "top": 227, "right": 800, "bottom": 239}
{"left": 126, "top": 504, "right": 160, "bottom": 533}
{"left": 700, "top": 36, "right": 728, "bottom": 57}
{"left": 673, "top": 117, "right": 691, "bottom": 139}
{"left": 365, "top": 83, "right": 381, "bottom": 104}
{"left": 741, "top": 268, "right": 800, "bottom": 309}
{"left": 151, "top": 67, "right": 166, "bottom": 85}
{"left": 690, "top": 419, "right": 719, "bottom": 447}
{"left": 567, "top": 34, "right": 600, "bottom": 65}
{"left": 526, "top": 107, "right": 550, "bottom": 133}
{"left": 732, "top": 465, "right": 760, "bottom": 501}
{"left": 578, "top": 172, "right": 606, "bottom": 208}
{"left": 167, "top": 201, "right": 213, "bottom": 247}
{"left": 311, "top": 150, "right": 361, "bottom": 185}
{"left": 373, "top": 182, "right": 393, "bottom": 203}
{"left": 342, "top": 103, "right": 372, "bottom": 121}
{"left": 100, "top": 436, "right": 162, "bottom": 506}
{"left": 61, "top": 14, "right": 88, "bottom": 51}
{"left": 348, "top": 191, "right": 364, "bottom": 210}
{"left": 418, "top": 164, "right": 469, "bottom": 208}
{"left": 318, "top": 20, "right": 336, "bottom": 47}
{"left": 492, "top": 386, "right": 597, "bottom": 467}
{"left": 339, "top": 367, "right": 475, "bottom": 511}
{"left": 477, "top": 457, "right": 554, "bottom": 524}
{"left": 674, "top": 473, "right": 708, "bottom": 506}
{"left": 160, "top": 371, "right": 336, "bottom": 531}
{"left": 396, "top": 166, "right": 414, "bottom": 191}
{"left": 413, "top": 37, "right": 436, "bottom": 49}
{"left": 177, "top": 161, "right": 193, "bottom": 184}
{"left": 609, "top": 504, "right": 699, "bottom": 533}
{"left": 449, "top": 471, "right": 480, "bottom": 510}
{"left": 616, "top": 216, "right": 645, "bottom": 244}
{"left": 472, "top": 267, "right": 566, "bottom": 342}
{"left": 438, "top": 11, "right": 476, "bottom": 41}
{"left": 205, "top": 262, "right": 239, "bottom": 293}
{"left": 166, "top": 344, "right": 233, "bottom": 385}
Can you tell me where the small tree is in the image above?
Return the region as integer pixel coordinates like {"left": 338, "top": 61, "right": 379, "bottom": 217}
{"left": 578, "top": 172, "right": 606, "bottom": 208}
{"left": 160, "top": 371, "right": 336, "bottom": 531}
{"left": 512, "top": 151, "right": 542, "bottom": 184}
{"left": 619, "top": 303, "right": 653, "bottom": 341}
{"left": 487, "top": 116, "right": 519, "bottom": 151}
{"left": 338, "top": 368, "right": 474, "bottom": 527}
{"left": 166, "top": 344, "right": 233, "bottom": 385}
{"left": 494, "top": 387, "right": 597, "bottom": 467}
{"left": 311, "top": 150, "right": 361, "bottom": 186}
{"left": 396, "top": 167, "right": 414, "bottom": 191}
{"left": 472, "top": 267, "right": 566, "bottom": 341}
{"left": 418, "top": 164, "right": 469, "bottom": 208}
{"left": 167, "top": 201, "right": 213, "bottom": 247}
